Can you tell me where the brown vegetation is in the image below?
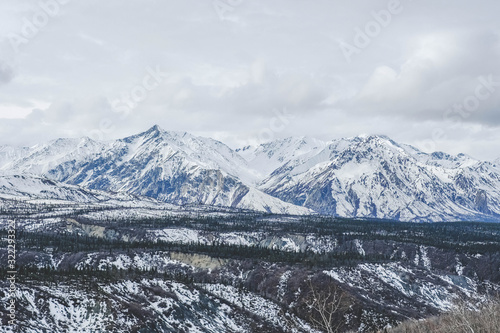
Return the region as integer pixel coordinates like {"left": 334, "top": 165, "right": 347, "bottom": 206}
{"left": 384, "top": 299, "right": 500, "bottom": 333}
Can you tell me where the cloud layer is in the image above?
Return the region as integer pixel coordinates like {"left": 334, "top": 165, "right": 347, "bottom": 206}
{"left": 0, "top": 0, "right": 499, "bottom": 159}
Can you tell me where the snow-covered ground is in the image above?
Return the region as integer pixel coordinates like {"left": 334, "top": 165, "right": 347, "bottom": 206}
{"left": 324, "top": 262, "right": 492, "bottom": 313}
{"left": 3, "top": 279, "right": 254, "bottom": 333}
{"left": 201, "top": 283, "right": 320, "bottom": 333}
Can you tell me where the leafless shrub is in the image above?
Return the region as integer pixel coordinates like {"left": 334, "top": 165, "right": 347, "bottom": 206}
{"left": 306, "top": 279, "right": 346, "bottom": 333}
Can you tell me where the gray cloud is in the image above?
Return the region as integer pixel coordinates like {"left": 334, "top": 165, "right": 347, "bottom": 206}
{"left": 0, "top": 61, "right": 14, "bottom": 85}
{"left": 0, "top": 0, "right": 499, "bottom": 159}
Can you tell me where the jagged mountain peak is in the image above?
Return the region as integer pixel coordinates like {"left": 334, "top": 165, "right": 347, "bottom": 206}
{"left": 238, "top": 136, "right": 329, "bottom": 179}
{"left": 32, "top": 136, "right": 103, "bottom": 154}
{"left": 421, "top": 151, "right": 478, "bottom": 169}
{"left": 439, "top": 152, "right": 473, "bottom": 162}
{"left": 122, "top": 125, "right": 188, "bottom": 143}
{"left": 355, "top": 133, "right": 391, "bottom": 141}
{"left": 317, "top": 135, "right": 415, "bottom": 170}
{"left": 118, "top": 126, "right": 253, "bottom": 182}
{"left": 354, "top": 134, "right": 428, "bottom": 154}
{"left": 0, "top": 126, "right": 307, "bottom": 215}
{"left": 430, "top": 151, "right": 453, "bottom": 160}
{"left": 238, "top": 136, "right": 325, "bottom": 158}
{"left": 350, "top": 134, "right": 406, "bottom": 151}
{"left": 0, "top": 136, "right": 106, "bottom": 176}
{"left": 149, "top": 124, "right": 162, "bottom": 132}
{"left": 140, "top": 124, "right": 165, "bottom": 138}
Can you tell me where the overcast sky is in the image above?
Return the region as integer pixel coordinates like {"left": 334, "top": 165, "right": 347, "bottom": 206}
{"left": 0, "top": 0, "right": 499, "bottom": 159}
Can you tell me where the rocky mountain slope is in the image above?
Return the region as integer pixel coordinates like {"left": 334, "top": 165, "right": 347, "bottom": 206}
{"left": 0, "top": 174, "right": 160, "bottom": 205}
{"left": 248, "top": 135, "right": 500, "bottom": 221}
{"left": 0, "top": 126, "right": 308, "bottom": 215}
{"left": 1, "top": 126, "right": 500, "bottom": 221}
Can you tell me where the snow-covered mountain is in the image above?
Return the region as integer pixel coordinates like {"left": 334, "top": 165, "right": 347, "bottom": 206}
{"left": 0, "top": 126, "right": 309, "bottom": 215}
{"left": 254, "top": 135, "right": 500, "bottom": 221}
{"left": 0, "top": 174, "right": 107, "bottom": 203}
{"left": 236, "top": 136, "right": 330, "bottom": 179}
{"left": 0, "top": 174, "right": 180, "bottom": 211}
{"left": 1, "top": 126, "right": 500, "bottom": 221}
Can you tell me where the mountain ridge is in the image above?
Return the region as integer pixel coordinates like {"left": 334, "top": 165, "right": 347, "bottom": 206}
{"left": 1, "top": 125, "right": 499, "bottom": 221}
{"left": 256, "top": 134, "right": 500, "bottom": 221}
{"left": 0, "top": 126, "right": 310, "bottom": 215}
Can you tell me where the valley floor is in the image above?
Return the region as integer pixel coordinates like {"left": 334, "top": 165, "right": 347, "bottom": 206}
{"left": 1, "top": 202, "right": 500, "bottom": 332}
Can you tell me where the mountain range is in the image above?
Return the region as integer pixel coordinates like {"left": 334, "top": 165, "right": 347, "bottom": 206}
{"left": 1, "top": 125, "right": 499, "bottom": 222}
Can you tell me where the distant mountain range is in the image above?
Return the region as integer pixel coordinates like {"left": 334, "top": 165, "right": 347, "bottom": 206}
{"left": 1, "top": 125, "right": 500, "bottom": 222}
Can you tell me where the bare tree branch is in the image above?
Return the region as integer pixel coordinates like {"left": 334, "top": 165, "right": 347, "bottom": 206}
{"left": 306, "top": 279, "right": 345, "bottom": 333}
